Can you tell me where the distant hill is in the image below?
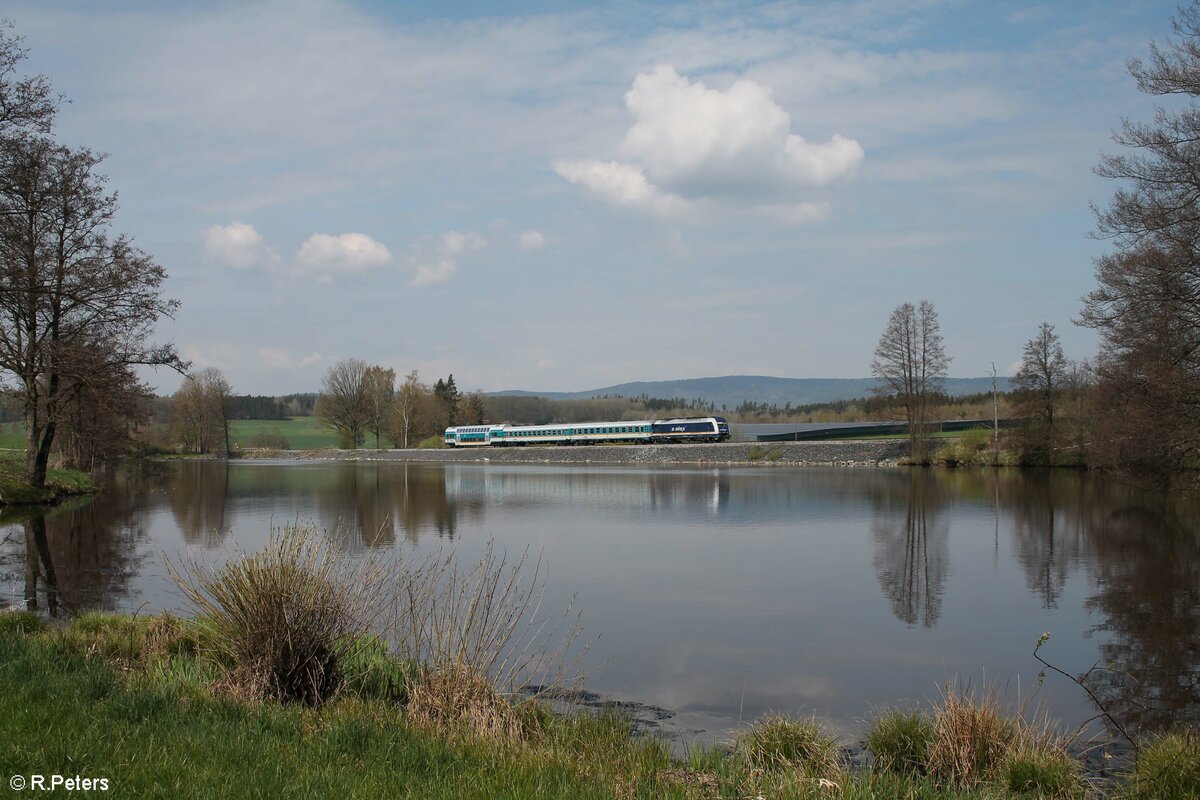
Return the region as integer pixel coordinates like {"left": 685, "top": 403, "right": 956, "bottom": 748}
{"left": 489, "top": 375, "right": 1010, "bottom": 410}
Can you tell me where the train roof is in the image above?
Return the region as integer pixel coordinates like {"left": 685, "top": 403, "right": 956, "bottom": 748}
{"left": 490, "top": 420, "right": 655, "bottom": 429}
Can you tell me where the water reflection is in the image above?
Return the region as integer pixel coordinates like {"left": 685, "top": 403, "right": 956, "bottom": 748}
{"left": 170, "top": 460, "right": 231, "bottom": 547}
{"left": 1, "top": 477, "right": 148, "bottom": 615}
{"left": 23, "top": 516, "right": 58, "bottom": 615}
{"left": 1002, "top": 473, "right": 1088, "bottom": 610}
{"left": 0, "top": 461, "right": 1196, "bottom": 736}
{"left": 871, "top": 472, "right": 948, "bottom": 627}
{"left": 1085, "top": 502, "right": 1200, "bottom": 731}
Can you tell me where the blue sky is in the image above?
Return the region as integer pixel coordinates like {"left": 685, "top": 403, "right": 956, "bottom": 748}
{"left": 7, "top": 0, "right": 1183, "bottom": 395}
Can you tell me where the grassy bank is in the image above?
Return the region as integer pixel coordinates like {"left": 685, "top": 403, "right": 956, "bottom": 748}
{"left": 1, "top": 609, "right": 1194, "bottom": 799}
{"left": 0, "top": 450, "right": 98, "bottom": 506}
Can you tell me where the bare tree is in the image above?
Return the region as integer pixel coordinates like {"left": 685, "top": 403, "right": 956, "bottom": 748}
{"left": 0, "top": 23, "right": 57, "bottom": 139}
{"left": 871, "top": 300, "right": 950, "bottom": 462}
{"left": 0, "top": 138, "right": 183, "bottom": 487}
{"left": 389, "top": 370, "right": 425, "bottom": 449}
{"left": 1012, "top": 323, "right": 1071, "bottom": 463}
{"left": 989, "top": 361, "right": 1000, "bottom": 463}
{"left": 170, "top": 368, "right": 232, "bottom": 454}
{"left": 362, "top": 365, "right": 395, "bottom": 449}
{"left": 0, "top": 27, "right": 181, "bottom": 487}
{"left": 54, "top": 345, "right": 153, "bottom": 470}
{"left": 1082, "top": 5, "right": 1200, "bottom": 482}
{"left": 316, "top": 359, "right": 371, "bottom": 448}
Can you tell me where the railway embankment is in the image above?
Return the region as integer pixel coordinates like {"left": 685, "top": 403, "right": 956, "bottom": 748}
{"left": 249, "top": 440, "right": 908, "bottom": 466}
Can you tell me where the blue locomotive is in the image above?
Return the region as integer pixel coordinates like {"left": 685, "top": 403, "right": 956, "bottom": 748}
{"left": 443, "top": 416, "right": 730, "bottom": 447}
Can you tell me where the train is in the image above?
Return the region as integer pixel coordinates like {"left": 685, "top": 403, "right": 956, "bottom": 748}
{"left": 443, "top": 416, "right": 730, "bottom": 447}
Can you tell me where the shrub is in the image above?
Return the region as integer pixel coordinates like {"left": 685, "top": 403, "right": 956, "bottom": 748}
{"left": 167, "top": 524, "right": 391, "bottom": 705}
{"left": 1125, "top": 730, "right": 1200, "bottom": 800}
{"left": 867, "top": 709, "right": 933, "bottom": 774}
{"left": 935, "top": 428, "right": 994, "bottom": 466}
{"left": 416, "top": 435, "right": 446, "bottom": 449}
{"left": 734, "top": 714, "right": 842, "bottom": 778}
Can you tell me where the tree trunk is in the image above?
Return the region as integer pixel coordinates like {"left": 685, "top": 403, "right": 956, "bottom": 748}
{"left": 23, "top": 413, "right": 52, "bottom": 490}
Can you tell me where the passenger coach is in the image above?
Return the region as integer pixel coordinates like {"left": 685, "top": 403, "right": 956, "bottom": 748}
{"left": 443, "top": 417, "right": 729, "bottom": 447}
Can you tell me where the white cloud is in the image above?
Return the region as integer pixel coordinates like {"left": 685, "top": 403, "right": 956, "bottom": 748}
{"left": 411, "top": 231, "right": 486, "bottom": 287}
{"left": 257, "top": 347, "right": 293, "bottom": 369}
{"left": 556, "top": 65, "right": 863, "bottom": 218}
{"left": 536, "top": 357, "right": 557, "bottom": 370}
{"left": 622, "top": 65, "right": 863, "bottom": 193}
{"left": 554, "top": 159, "right": 685, "bottom": 215}
{"left": 413, "top": 258, "right": 457, "bottom": 287}
{"left": 518, "top": 229, "right": 546, "bottom": 250}
{"left": 438, "top": 230, "right": 486, "bottom": 256}
{"left": 295, "top": 233, "right": 391, "bottom": 281}
{"left": 259, "top": 347, "right": 323, "bottom": 369}
{"left": 204, "top": 221, "right": 277, "bottom": 269}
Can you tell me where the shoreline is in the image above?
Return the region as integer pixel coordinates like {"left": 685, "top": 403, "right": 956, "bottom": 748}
{"left": 0, "top": 610, "right": 1168, "bottom": 798}
{"left": 230, "top": 439, "right": 910, "bottom": 467}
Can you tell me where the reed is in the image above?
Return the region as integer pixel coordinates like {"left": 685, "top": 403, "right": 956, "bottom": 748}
{"left": 388, "top": 541, "right": 587, "bottom": 697}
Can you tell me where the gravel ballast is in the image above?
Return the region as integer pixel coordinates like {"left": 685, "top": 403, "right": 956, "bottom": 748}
{"left": 245, "top": 440, "right": 909, "bottom": 467}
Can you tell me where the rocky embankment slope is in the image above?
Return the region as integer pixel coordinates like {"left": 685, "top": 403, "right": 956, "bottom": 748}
{"left": 262, "top": 440, "right": 908, "bottom": 466}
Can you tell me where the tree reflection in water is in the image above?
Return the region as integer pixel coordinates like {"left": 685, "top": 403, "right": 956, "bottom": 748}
{"left": 871, "top": 471, "right": 948, "bottom": 628}
{"left": 0, "top": 479, "right": 147, "bottom": 615}
{"left": 1084, "top": 502, "right": 1200, "bottom": 732}
{"left": 1, "top": 460, "right": 1196, "bottom": 735}
{"left": 169, "top": 460, "right": 230, "bottom": 547}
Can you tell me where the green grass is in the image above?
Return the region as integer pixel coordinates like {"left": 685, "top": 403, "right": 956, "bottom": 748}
{"left": 867, "top": 709, "right": 934, "bottom": 774}
{"left": 3, "top": 610, "right": 1174, "bottom": 800}
{"left": 0, "top": 449, "right": 98, "bottom": 505}
{"left": 0, "top": 619, "right": 672, "bottom": 799}
{"left": 0, "top": 420, "right": 24, "bottom": 449}
{"left": 228, "top": 418, "right": 342, "bottom": 450}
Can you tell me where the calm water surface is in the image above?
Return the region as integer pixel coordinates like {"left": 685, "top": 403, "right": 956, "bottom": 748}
{"left": 2, "top": 461, "right": 1196, "bottom": 742}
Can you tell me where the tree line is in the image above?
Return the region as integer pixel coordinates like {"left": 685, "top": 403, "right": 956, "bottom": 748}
{"left": 867, "top": 5, "right": 1200, "bottom": 485}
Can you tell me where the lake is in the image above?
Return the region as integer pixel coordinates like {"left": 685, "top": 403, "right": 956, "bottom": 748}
{"left": 2, "top": 460, "right": 1196, "bottom": 744}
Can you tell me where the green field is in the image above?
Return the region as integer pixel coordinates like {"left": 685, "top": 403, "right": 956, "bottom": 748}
{"left": 228, "top": 417, "right": 342, "bottom": 450}
{"left": 0, "top": 421, "right": 24, "bottom": 450}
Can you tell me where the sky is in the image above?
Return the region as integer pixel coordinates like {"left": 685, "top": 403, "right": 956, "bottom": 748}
{"left": 5, "top": 0, "right": 1186, "bottom": 395}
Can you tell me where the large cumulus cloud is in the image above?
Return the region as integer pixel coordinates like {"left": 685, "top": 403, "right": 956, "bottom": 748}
{"left": 556, "top": 65, "right": 863, "bottom": 220}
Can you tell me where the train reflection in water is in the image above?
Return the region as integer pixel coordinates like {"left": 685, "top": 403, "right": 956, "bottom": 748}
{"left": 443, "top": 466, "right": 728, "bottom": 517}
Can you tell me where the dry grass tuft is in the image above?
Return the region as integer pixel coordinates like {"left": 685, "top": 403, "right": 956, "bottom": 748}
{"left": 141, "top": 614, "right": 191, "bottom": 660}
{"left": 920, "top": 683, "right": 1081, "bottom": 794}
{"left": 168, "top": 523, "right": 393, "bottom": 705}
{"left": 406, "top": 663, "right": 526, "bottom": 741}
{"left": 658, "top": 767, "right": 720, "bottom": 798}
{"left": 925, "top": 685, "right": 1021, "bottom": 785}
